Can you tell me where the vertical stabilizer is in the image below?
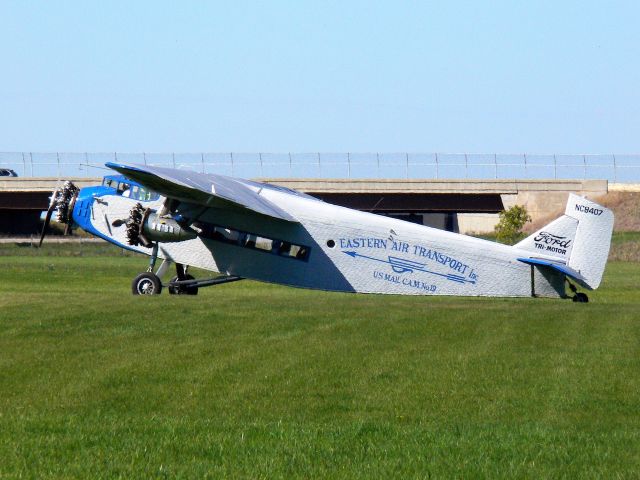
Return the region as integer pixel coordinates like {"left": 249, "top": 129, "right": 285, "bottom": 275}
{"left": 564, "top": 194, "right": 614, "bottom": 289}
{"left": 515, "top": 193, "right": 613, "bottom": 289}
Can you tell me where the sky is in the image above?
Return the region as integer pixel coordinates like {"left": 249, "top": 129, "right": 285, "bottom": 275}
{"left": 0, "top": 1, "right": 639, "bottom": 154}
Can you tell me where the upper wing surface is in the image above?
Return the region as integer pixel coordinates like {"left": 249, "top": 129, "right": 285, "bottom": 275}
{"left": 105, "top": 162, "right": 298, "bottom": 223}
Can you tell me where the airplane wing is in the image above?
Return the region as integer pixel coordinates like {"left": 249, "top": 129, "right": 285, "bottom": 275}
{"left": 105, "top": 162, "right": 298, "bottom": 223}
{"left": 517, "top": 257, "right": 590, "bottom": 288}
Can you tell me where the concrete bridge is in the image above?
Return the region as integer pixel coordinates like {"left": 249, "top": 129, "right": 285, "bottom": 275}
{"left": 0, "top": 177, "right": 609, "bottom": 234}
{"left": 0, "top": 178, "right": 101, "bottom": 234}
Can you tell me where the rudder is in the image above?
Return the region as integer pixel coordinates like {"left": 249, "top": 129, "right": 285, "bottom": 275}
{"left": 515, "top": 193, "right": 613, "bottom": 289}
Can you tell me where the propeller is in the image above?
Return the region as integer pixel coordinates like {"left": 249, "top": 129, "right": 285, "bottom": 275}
{"left": 124, "top": 202, "right": 152, "bottom": 247}
{"left": 38, "top": 186, "right": 60, "bottom": 247}
{"left": 38, "top": 181, "right": 80, "bottom": 247}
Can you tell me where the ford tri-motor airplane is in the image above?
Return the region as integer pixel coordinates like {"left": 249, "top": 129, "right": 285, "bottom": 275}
{"left": 39, "top": 162, "right": 613, "bottom": 302}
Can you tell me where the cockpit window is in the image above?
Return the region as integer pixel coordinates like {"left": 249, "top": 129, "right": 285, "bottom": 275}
{"left": 131, "top": 186, "right": 159, "bottom": 202}
{"left": 117, "top": 182, "right": 130, "bottom": 194}
{"left": 102, "top": 177, "right": 160, "bottom": 201}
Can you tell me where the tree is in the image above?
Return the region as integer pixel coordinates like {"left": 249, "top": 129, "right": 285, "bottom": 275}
{"left": 494, "top": 205, "right": 531, "bottom": 244}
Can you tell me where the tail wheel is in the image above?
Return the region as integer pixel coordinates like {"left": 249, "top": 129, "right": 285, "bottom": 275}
{"left": 132, "top": 272, "right": 162, "bottom": 295}
{"left": 168, "top": 274, "right": 198, "bottom": 295}
{"left": 572, "top": 292, "right": 589, "bottom": 303}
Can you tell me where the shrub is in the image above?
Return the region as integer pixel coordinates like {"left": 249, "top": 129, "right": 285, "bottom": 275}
{"left": 495, "top": 205, "right": 531, "bottom": 244}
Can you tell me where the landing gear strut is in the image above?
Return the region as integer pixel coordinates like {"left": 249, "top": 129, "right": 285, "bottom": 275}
{"left": 566, "top": 279, "right": 589, "bottom": 303}
{"left": 168, "top": 264, "right": 198, "bottom": 295}
{"left": 131, "top": 242, "right": 242, "bottom": 295}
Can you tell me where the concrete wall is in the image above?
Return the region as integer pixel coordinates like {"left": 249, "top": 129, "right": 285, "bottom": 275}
{"left": 0, "top": 177, "right": 101, "bottom": 193}
{"left": 456, "top": 213, "right": 500, "bottom": 235}
{"left": 0, "top": 176, "right": 610, "bottom": 235}
{"left": 271, "top": 178, "right": 609, "bottom": 234}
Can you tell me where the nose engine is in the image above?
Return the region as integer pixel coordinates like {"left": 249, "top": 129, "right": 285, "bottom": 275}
{"left": 39, "top": 181, "right": 80, "bottom": 246}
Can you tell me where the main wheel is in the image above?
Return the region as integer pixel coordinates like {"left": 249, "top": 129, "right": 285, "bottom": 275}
{"left": 572, "top": 292, "right": 589, "bottom": 303}
{"left": 132, "top": 272, "right": 162, "bottom": 295}
{"left": 168, "top": 274, "right": 198, "bottom": 295}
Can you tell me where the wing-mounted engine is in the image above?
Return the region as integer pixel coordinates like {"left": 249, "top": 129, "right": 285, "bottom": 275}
{"left": 121, "top": 203, "right": 197, "bottom": 248}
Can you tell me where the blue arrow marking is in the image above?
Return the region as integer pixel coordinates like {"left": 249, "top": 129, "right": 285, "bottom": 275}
{"left": 342, "top": 251, "right": 476, "bottom": 284}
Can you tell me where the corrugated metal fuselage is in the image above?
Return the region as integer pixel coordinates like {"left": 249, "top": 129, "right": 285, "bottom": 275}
{"left": 77, "top": 187, "right": 566, "bottom": 298}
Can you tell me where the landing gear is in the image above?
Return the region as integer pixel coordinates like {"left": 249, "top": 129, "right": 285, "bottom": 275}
{"left": 168, "top": 275, "right": 198, "bottom": 295}
{"left": 132, "top": 242, "right": 164, "bottom": 296}
{"left": 132, "top": 272, "right": 162, "bottom": 295}
{"left": 572, "top": 292, "right": 589, "bottom": 303}
{"left": 130, "top": 244, "right": 242, "bottom": 295}
{"left": 167, "top": 275, "right": 195, "bottom": 294}
{"left": 168, "top": 264, "right": 198, "bottom": 295}
{"left": 566, "top": 279, "right": 589, "bottom": 303}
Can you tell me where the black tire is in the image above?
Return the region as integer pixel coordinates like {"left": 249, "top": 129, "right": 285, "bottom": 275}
{"left": 572, "top": 292, "right": 589, "bottom": 303}
{"left": 132, "top": 272, "right": 162, "bottom": 295}
{"left": 168, "top": 274, "right": 198, "bottom": 295}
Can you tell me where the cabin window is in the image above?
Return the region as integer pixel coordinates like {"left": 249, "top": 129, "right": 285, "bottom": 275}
{"left": 192, "top": 221, "right": 310, "bottom": 261}
{"left": 278, "top": 241, "right": 293, "bottom": 255}
{"left": 291, "top": 245, "right": 309, "bottom": 259}
{"left": 254, "top": 236, "right": 273, "bottom": 251}
{"left": 277, "top": 242, "right": 308, "bottom": 259}
{"left": 243, "top": 234, "right": 257, "bottom": 248}
{"left": 212, "top": 227, "right": 240, "bottom": 242}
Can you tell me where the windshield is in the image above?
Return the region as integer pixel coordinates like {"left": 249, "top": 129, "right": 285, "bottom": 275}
{"left": 102, "top": 177, "right": 159, "bottom": 202}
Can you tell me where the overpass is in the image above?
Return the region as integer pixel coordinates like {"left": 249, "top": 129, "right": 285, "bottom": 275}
{"left": 0, "top": 176, "right": 609, "bottom": 235}
{"left": 0, "top": 178, "right": 101, "bottom": 234}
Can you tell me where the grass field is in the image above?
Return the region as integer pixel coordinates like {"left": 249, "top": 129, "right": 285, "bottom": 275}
{"left": 1, "top": 244, "right": 639, "bottom": 478}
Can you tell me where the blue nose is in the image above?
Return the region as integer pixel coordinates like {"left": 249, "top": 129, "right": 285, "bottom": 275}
{"left": 71, "top": 190, "right": 92, "bottom": 230}
{"left": 70, "top": 184, "right": 118, "bottom": 235}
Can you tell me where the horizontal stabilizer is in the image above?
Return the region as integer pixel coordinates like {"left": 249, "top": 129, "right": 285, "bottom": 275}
{"left": 517, "top": 257, "right": 589, "bottom": 288}
{"left": 105, "top": 162, "right": 298, "bottom": 223}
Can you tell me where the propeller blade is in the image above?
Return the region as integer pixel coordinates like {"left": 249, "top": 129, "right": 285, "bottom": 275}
{"left": 38, "top": 187, "right": 60, "bottom": 247}
{"left": 62, "top": 190, "right": 79, "bottom": 236}
{"left": 38, "top": 206, "right": 55, "bottom": 247}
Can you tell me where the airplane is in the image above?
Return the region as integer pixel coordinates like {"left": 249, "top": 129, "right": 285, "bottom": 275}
{"left": 39, "top": 162, "right": 614, "bottom": 302}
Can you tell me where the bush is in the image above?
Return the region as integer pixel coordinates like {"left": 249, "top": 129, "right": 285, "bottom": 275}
{"left": 494, "top": 205, "right": 531, "bottom": 244}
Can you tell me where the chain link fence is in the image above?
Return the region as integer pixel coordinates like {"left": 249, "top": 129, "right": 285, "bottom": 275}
{"left": 1, "top": 152, "right": 639, "bottom": 182}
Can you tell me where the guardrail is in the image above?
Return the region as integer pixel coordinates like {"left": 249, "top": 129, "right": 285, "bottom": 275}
{"left": 2, "top": 152, "right": 639, "bottom": 182}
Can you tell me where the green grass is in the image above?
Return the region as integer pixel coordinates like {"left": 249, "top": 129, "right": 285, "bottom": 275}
{"left": 0, "top": 248, "right": 639, "bottom": 478}
{"left": 0, "top": 241, "right": 141, "bottom": 257}
{"left": 611, "top": 231, "right": 640, "bottom": 244}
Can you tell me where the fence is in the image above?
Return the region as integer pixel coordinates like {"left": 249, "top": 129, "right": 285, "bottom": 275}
{"left": 2, "top": 152, "right": 640, "bottom": 182}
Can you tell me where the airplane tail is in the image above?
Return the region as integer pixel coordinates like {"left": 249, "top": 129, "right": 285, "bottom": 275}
{"left": 514, "top": 193, "right": 614, "bottom": 289}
